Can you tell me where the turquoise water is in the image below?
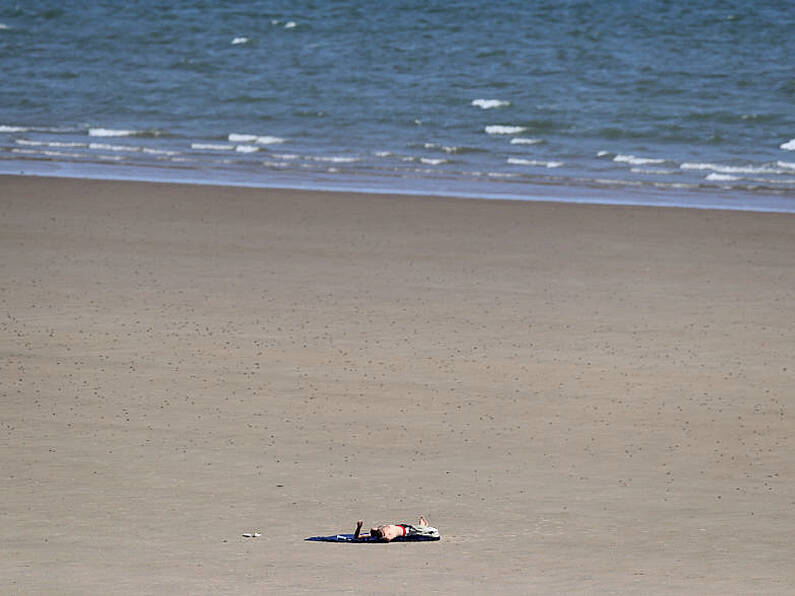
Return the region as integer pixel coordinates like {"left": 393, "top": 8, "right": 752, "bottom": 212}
{"left": 1, "top": 1, "right": 794, "bottom": 210}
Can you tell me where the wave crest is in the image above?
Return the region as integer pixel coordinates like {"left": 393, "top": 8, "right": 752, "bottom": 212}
{"left": 471, "top": 99, "right": 510, "bottom": 110}
{"left": 485, "top": 125, "right": 526, "bottom": 135}
{"left": 614, "top": 154, "right": 666, "bottom": 165}
{"left": 507, "top": 158, "right": 563, "bottom": 168}
{"left": 229, "top": 133, "right": 285, "bottom": 144}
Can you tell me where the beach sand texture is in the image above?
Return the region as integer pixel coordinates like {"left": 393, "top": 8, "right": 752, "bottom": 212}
{"left": 2, "top": 176, "right": 793, "bottom": 594}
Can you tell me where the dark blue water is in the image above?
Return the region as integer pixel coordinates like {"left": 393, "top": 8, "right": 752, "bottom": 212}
{"left": 2, "top": 1, "right": 794, "bottom": 211}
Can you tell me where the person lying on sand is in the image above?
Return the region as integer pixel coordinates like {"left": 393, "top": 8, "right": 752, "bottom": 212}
{"left": 354, "top": 515, "right": 439, "bottom": 541}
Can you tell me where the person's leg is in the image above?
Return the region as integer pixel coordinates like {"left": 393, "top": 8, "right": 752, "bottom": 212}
{"left": 412, "top": 517, "right": 440, "bottom": 538}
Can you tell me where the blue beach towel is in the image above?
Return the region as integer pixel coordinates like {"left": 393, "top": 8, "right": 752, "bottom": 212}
{"left": 306, "top": 532, "right": 440, "bottom": 543}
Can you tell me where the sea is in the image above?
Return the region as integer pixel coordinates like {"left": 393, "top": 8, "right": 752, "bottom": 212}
{"left": 1, "top": 0, "right": 794, "bottom": 212}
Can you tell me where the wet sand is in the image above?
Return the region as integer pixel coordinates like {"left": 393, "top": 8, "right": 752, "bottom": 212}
{"left": 2, "top": 175, "right": 793, "bottom": 594}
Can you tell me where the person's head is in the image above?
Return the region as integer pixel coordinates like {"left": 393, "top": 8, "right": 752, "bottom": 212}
{"left": 370, "top": 527, "right": 383, "bottom": 539}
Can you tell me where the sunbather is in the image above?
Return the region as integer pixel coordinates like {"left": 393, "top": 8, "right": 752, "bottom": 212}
{"left": 354, "top": 515, "right": 439, "bottom": 542}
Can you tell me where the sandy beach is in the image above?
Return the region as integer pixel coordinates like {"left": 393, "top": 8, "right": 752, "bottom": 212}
{"left": 1, "top": 175, "right": 793, "bottom": 594}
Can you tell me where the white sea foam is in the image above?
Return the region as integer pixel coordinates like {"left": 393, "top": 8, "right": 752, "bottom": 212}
{"left": 680, "top": 162, "right": 722, "bottom": 171}
{"left": 284, "top": 21, "right": 297, "bottom": 29}
{"left": 420, "top": 158, "right": 448, "bottom": 165}
{"left": 614, "top": 154, "right": 666, "bottom": 165}
{"left": 681, "top": 162, "right": 784, "bottom": 175}
{"left": 0, "top": 24, "right": 10, "bottom": 30}
{"left": 472, "top": 99, "right": 510, "bottom": 109}
{"left": 2, "top": 124, "right": 81, "bottom": 134}
{"left": 594, "top": 178, "right": 643, "bottom": 187}
{"left": 507, "top": 158, "right": 563, "bottom": 168}
{"left": 231, "top": 37, "right": 249, "bottom": 45}
{"left": 235, "top": 145, "right": 259, "bottom": 153}
{"left": 780, "top": 139, "right": 795, "bottom": 150}
{"left": 374, "top": 151, "right": 393, "bottom": 157}
{"left": 13, "top": 148, "right": 84, "bottom": 159}
{"left": 272, "top": 153, "right": 300, "bottom": 160}
{"left": 228, "top": 133, "right": 285, "bottom": 144}
{"left": 485, "top": 125, "right": 526, "bottom": 135}
{"left": 487, "top": 172, "right": 520, "bottom": 178}
{"left": 16, "top": 139, "right": 87, "bottom": 148}
{"left": 510, "top": 137, "right": 542, "bottom": 145}
{"left": 311, "top": 156, "right": 359, "bottom": 163}
{"left": 756, "top": 177, "right": 795, "bottom": 185}
{"left": 142, "top": 148, "right": 179, "bottom": 156}
{"left": 651, "top": 182, "right": 697, "bottom": 190}
{"left": 89, "top": 128, "right": 138, "bottom": 137}
{"left": 630, "top": 167, "right": 678, "bottom": 175}
{"left": 423, "top": 143, "right": 460, "bottom": 153}
{"left": 228, "top": 133, "right": 257, "bottom": 142}
{"left": 51, "top": 141, "right": 88, "bottom": 148}
{"left": 191, "top": 143, "right": 235, "bottom": 150}
{"left": 597, "top": 150, "right": 611, "bottom": 157}
{"left": 89, "top": 142, "right": 139, "bottom": 152}
{"left": 777, "top": 161, "right": 795, "bottom": 169}
{"left": 705, "top": 173, "right": 740, "bottom": 182}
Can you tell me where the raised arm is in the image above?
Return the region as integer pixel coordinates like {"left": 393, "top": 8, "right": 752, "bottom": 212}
{"left": 354, "top": 519, "right": 364, "bottom": 540}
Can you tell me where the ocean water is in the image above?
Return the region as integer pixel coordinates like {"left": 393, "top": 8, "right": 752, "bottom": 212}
{"left": 1, "top": 0, "right": 794, "bottom": 211}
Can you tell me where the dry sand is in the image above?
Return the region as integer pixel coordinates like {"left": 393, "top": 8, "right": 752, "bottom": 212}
{"left": 1, "top": 175, "right": 793, "bottom": 594}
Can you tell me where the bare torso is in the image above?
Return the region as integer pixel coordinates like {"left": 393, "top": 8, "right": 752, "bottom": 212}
{"left": 355, "top": 516, "right": 430, "bottom": 542}
{"left": 372, "top": 524, "right": 404, "bottom": 541}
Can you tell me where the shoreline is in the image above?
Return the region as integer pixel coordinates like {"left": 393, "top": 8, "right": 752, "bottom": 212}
{"left": 3, "top": 159, "right": 795, "bottom": 214}
{"left": 2, "top": 175, "right": 793, "bottom": 594}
